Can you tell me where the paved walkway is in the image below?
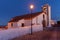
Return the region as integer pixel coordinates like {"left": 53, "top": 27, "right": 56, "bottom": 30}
{"left": 11, "top": 27, "right": 60, "bottom": 40}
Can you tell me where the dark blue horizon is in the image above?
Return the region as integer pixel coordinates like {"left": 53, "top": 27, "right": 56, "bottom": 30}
{"left": 0, "top": 0, "right": 60, "bottom": 25}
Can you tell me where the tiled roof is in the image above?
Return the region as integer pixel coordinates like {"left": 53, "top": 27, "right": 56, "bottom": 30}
{"left": 9, "top": 12, "right": 43, "bottom": 22}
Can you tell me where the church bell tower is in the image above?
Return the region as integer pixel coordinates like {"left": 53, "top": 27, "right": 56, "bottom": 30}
{"left": 42, "top": 4, "right": 51, "bottom": 27}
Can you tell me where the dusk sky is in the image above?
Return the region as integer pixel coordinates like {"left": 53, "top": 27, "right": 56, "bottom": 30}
{"left": 0, "top": 0, "right": 60, "bottom": 25}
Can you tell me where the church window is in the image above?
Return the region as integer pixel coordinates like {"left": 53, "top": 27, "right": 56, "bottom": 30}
{"left": 11, "top": 23, "right": 13, "bottom": 27}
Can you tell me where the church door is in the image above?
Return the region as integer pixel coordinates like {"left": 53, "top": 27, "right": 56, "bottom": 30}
{"left": 42, "top": 14, "right": 46, "bottom": 27}
{"left": 21, "top": 23, "right": 24, "bottom": 27}
{"left": 42, "top": 20, "right": 46, "bottom": 27}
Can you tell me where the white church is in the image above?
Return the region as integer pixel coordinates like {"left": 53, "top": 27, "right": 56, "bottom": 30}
{"left": 7, "top": 4, "right": 51, "bottom": 28}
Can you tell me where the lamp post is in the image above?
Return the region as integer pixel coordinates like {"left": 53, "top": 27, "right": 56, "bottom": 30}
{"left": 30, "top": 4, "right": 34, "bottom": 35}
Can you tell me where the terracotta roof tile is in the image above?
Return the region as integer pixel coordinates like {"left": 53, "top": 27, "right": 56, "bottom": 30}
{"left": 9, "top": 12, "right": 43, "bottom": 22}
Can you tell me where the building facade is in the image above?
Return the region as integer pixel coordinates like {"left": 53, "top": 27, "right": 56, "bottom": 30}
{"left": 7, "top": 4, "right": 51, "bottom": 28}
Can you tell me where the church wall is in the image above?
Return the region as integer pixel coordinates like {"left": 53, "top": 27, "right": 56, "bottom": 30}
{"left": 24, "top": 20, "right": 31, "bottom": 26}
{"left": 17, "top": 19, "right": 24, "bottom": 27}
{"left": 42, "top": 4, "right": 51, "bottom": 27}
{"left": 48, "top": 6, "right": 51, "bottom": 27}
{"left": 32, "top": 17, "right": 37, "bottom": 25}
{"left": 7, "top": 13, "right": 47, "bottom": 28}
{"left": 24, "top": 18, "right": 37, "bottom": 26}
{"left": 37, "top": 13, "right": 44, "bottom": 26}
{"left": 8, "top": 22, "right": 18, "bottom": 28}
{"left": 37, "top": 13, "right": 47, "bottom": 27}
{"left": 7, "top": 22, "right": 12, "bottom": 28}
{"left": 13, "top": 22, "right": 18, "bottom": 28}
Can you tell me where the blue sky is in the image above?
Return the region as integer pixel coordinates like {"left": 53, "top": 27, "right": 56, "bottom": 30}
{"left": 0, "top": 0, "right": 60, "bottom": 25}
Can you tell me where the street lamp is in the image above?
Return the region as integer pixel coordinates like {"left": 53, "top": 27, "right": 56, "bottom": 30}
{"left": 30, "top": 4, "right": 34, "bottom": 35}
{"left": 30, "top": 5, "right": 34, "bottom": 9}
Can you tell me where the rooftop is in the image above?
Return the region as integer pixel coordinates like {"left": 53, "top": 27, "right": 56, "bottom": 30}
{"left": 9, "top": 12, "right": 43, "bottom": 22}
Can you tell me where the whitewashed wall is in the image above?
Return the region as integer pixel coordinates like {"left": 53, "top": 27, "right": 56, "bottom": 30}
{"left": 32, "top": 17, "right": 37, "bottom": 25}
{"left": 8, "top": 22, "right": 12, "bottom": 28}
{"left": 0, "top": 26, "right": 43, "bottom": 40}
{"left": 17, "top": 19, "right": 24, "bottom": 27}
{"left": 24, "top": 13, "right": 47, "bottom": 27}
{"left": 37, "top": 13, "right": 43, "bottom": 25}
{"left": 24, "top": 18, "right": 37, "bottom": 26}
{"left": 48, "top": 6, "right": 51, "bottom": 27}
{"left": 32, "top": 13, "right": 46, "bottom": 25}
{"left": 8, "top": 13, "right": 47, "bottom": 28}
{"left": 8, "top": 22, "right": 18, "bottom": 28}
{"left": 32, "top": 25, "right": 43, "bottom": 32}
{"left": 13, "top": 22, "right": 18, "bottom": 28}
{"left": 24, "top": 20, "right": 31, "bottom": 26}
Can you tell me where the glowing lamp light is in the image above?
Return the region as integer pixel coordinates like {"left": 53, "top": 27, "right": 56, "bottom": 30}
{"left": 30, "top": 4, "right": 34, "bottom": 9}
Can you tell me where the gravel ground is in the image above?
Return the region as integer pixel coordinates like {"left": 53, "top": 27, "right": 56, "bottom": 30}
{"left": 11, "top": 27, "right": 60, "bottom": 40}
{"left": 11, "top": 31, "right": 52, "bottom": 40}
